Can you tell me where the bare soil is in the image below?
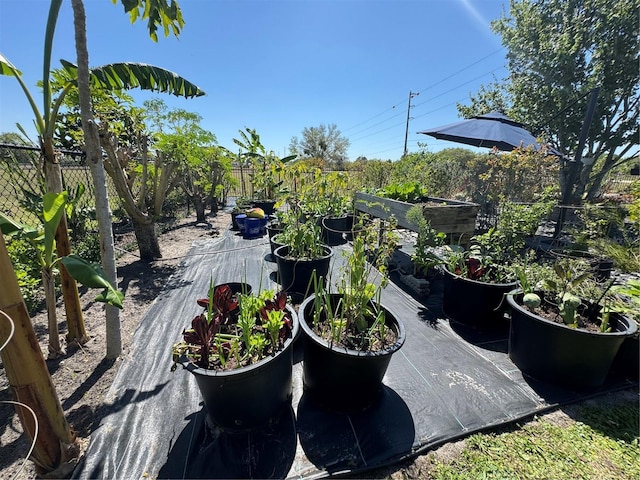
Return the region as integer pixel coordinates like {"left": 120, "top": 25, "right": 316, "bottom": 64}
{"left": 0, "top": 211, "right": 637, "bottom": 479}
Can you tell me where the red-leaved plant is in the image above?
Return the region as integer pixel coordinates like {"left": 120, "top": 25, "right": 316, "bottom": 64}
{"left": 172, "top": 283, "right": 293, "bottom": 371}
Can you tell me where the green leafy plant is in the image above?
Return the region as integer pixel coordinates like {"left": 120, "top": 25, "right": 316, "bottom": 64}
{"left": 299, "top": 170, "right": 352, "bottom": 218}
{"left": 406, "top": 205, "right": 446, "bottom": 276}
{"left": 516, "top": 258, "right": 621, "bottom": 332}
{"left": 171, "top": 282, "right": 294, "bottom": 371}
{"left": 306, "top": 216, "right": 399, "bottom": 351}
{"left": 0, "top": 192, "right": 123, "bottom": 309}
{"left": 232, "top": 127, "right": 296, "bottom": 201}
{"left": 446, "top": 198, "right": 554, "bottom": 283}
{"left": 377, "top": 181, "right": 428, "bottom": 203}
{"left": 5, "top": 236, "right": 43, "bottom": 312}
{"left": 0, "top": 190, "right": 123, "bottom": 357}
{"left": 273, "top": 206, "right": 326, "bottom": 259}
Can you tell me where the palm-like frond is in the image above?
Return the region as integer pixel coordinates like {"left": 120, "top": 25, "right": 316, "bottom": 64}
{"left": 61, "top": 60, "right": 205, "bottom": 98}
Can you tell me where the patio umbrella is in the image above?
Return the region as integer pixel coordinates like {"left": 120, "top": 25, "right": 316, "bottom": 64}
{"left": 418, "top": 111, "right": 545, "bottom": 152}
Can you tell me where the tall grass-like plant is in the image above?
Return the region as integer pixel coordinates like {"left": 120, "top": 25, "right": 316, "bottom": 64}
{"left": 308, "top": 216, "right": 399, "bottom": 351}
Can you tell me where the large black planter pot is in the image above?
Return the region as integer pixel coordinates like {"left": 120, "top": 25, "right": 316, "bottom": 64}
{"left": 548, "top": 248, "right": 613, "bottom": 281}
{"left": 218, "top": 282, "right": 252, "bottom": 296}
{"left": 181, "top": 305, "right": 299, "bottom": 430}
{"left": 610, "top": 333, "right": 639, "bottom": 381}
{"left": 274, "top": 245, "right": 333, "bottom": 299}
{"left": 442, "top": 266, "right": 517, "bottom": 330}
{"left": 320, "top": 215, "right": 350, "bottom": 246}
{"left": 298, "top": 294, "right": 406, "bottom": 412}
{"left": 506, "top": 293, "right": 637, "bottom": 390}
{"left": 252, "top": 199, "right": 277, "bottom": 216}
{"left": 267, "top": 223, "right": 285, "bottom": 255}
{"left": 230, "top": 210, "right": 241, "bottom": 230}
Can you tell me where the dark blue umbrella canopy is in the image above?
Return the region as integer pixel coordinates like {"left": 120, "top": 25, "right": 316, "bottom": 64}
{"left": 419, "top": 111, "right": 545, "bottom": 152}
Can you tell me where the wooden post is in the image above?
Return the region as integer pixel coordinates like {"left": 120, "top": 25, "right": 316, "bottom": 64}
{"left": 0, "top": 230, "right": 77, "bottom": 472}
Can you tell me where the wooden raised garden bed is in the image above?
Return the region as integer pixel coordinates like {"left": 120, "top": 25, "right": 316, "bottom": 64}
{"left": 354, "top": 192, "right": 480, "bottom": 245}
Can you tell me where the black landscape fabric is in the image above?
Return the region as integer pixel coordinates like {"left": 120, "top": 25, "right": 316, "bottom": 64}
{"left": 73, "top": 224, "right": 636, "bottom": 479}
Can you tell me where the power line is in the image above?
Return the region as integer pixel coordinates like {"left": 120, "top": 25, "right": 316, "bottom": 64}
{"left": 342, "top": 47, "right": 506, "bottom": 137}
{"left": 345, "top": 63, "right": 506, "bottom": 142}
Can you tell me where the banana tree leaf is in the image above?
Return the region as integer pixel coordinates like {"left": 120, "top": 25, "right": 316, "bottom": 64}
{"left": 43, "top": 191, "right": 67, "bottom": 267}
{"left": 0, "top": 212, "right": 25, "bottom": 235}
{"left": 0, "top": 53, "right": 22, "bottom": 76}
{"left": 60, "top": 60, "right": 205, "bottom": 98}
{"left": 60, "top": 254, "right": 124, "bottom": 309}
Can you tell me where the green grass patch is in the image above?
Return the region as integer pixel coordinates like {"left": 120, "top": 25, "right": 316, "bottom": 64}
{"left": 427, "top": 401, "right": 639, "bottom": 480}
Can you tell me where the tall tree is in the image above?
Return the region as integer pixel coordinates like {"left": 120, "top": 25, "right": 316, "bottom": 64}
{"left": 461, "top": 0, "right": 639, "bottom": 203}
{"left": 289, "top": 123, "right": 350, "bottom": 168}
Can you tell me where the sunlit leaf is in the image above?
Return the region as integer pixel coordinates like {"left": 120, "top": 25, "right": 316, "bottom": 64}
{"left": 60, "top": 60, "right": 205, "bottom": 98}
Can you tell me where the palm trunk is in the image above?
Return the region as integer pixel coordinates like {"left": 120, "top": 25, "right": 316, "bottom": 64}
{"left": 71, "top": 0, "right": 121, "bottom": 358}
{"left": 0, "top": 230, "right": 77, "bottom": 472}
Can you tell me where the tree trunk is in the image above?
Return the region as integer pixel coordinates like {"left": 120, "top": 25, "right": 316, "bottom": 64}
{"left": 0, "top": 230, "right": 77, "bottom": 473}
{"left": 71, "top": 0, "right": 121, "bottom": 359}
{"left": 193, "top": 196, "right": 207, "bottom": 223}
{"left": 42, "top": 143, "right": 87, "bottom": 345}
{"left": 100, "top": 128, "right": 163, "bottom": 262}
{"left": 42, "top": 268, "right": 63, "bottom": 358}
{"left": 133, "top": 219, "right": 162, "bottom": 261}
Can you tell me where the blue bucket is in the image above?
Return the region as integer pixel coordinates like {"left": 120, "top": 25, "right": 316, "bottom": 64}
{"left": 236, "top": 214, "right": 247, "bottom": 233}
{"left": 244, "top": 217, "right": 262, "bottom": 239}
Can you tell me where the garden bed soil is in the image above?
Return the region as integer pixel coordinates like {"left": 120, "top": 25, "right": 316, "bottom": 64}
{"left": 0, "top": 211, "right": 636, "bottom": 479}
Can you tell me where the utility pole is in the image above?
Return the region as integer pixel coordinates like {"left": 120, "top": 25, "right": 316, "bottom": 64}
{"left": 403, "top": 90, "right": 419, "bottom": 157}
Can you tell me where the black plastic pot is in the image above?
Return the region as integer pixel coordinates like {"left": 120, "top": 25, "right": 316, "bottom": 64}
{"left": 442, "top": 266, "right": 517, "bottom": 330}
{"left": 267, "top": 223, "right": 285, "bottom": 255}
{"left": 217, "top": 282, "right": 252, "bottom": 296}
{"left": 230, "top": 211, "right": 241, "bottom": 230}
{"left": 320, "top": 215, "right": 350, "bottom": 246}
{"left": 609, "top": 333, "right": 639, "bottom": 381}
{"left": 274, "top": 245, "right": 333, "bottom": 299}
{"left": 298, "top": 293, "right": 406, "bottom": 412}
{"left": 180, "top": 305, "right": 298, "bottom": 430}
{"left": 252, "top": 200, "right": 277, "bottom": 216}
{"left": 506, "top": 293, "right": 637, "bottom": 389}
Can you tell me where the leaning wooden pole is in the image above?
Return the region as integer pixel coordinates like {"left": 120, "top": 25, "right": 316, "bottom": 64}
{"left": 0, "top": 230, "right": 77, "bottom": 472}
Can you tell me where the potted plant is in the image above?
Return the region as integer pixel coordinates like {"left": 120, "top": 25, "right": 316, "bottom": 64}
{"left": 230, "top": 195, "right": 252, "bottom": 231}
{"left": 397, "top": 205, "right": 447, "bottom": 297}
{"left": 298, "top": 218, "right": 406, "bottom": 412}
{"left": 609, "top": 279, "right": 640, "bottom": 381}
{"left": 232, "top": 127, "right": 296, "bottom": 215}
{"left": 441, "top": 200, "right": 553, "bottom": 331}
{"left": 297, "top": 170, "right": 354, "bottom": 246}
{"left": 273, "top": 212, "right": 333, "bottom": 301}
{"left": 506, "top": 260, "right": 637, "bottom": 389}
{"left": 171, "top": 281, "right": 299, "bottom": 429}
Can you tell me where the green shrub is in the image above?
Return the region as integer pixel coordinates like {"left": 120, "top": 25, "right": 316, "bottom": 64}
{"left": 73, "top": 233, "right": 102, "bottom": 264}
{"left": 5, "top": 236, "right": 44, "bottom": 312}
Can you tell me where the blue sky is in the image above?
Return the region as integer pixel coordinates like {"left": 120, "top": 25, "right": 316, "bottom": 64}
{"left": 0, "top": 0, "right": 510, "bottom": 160}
